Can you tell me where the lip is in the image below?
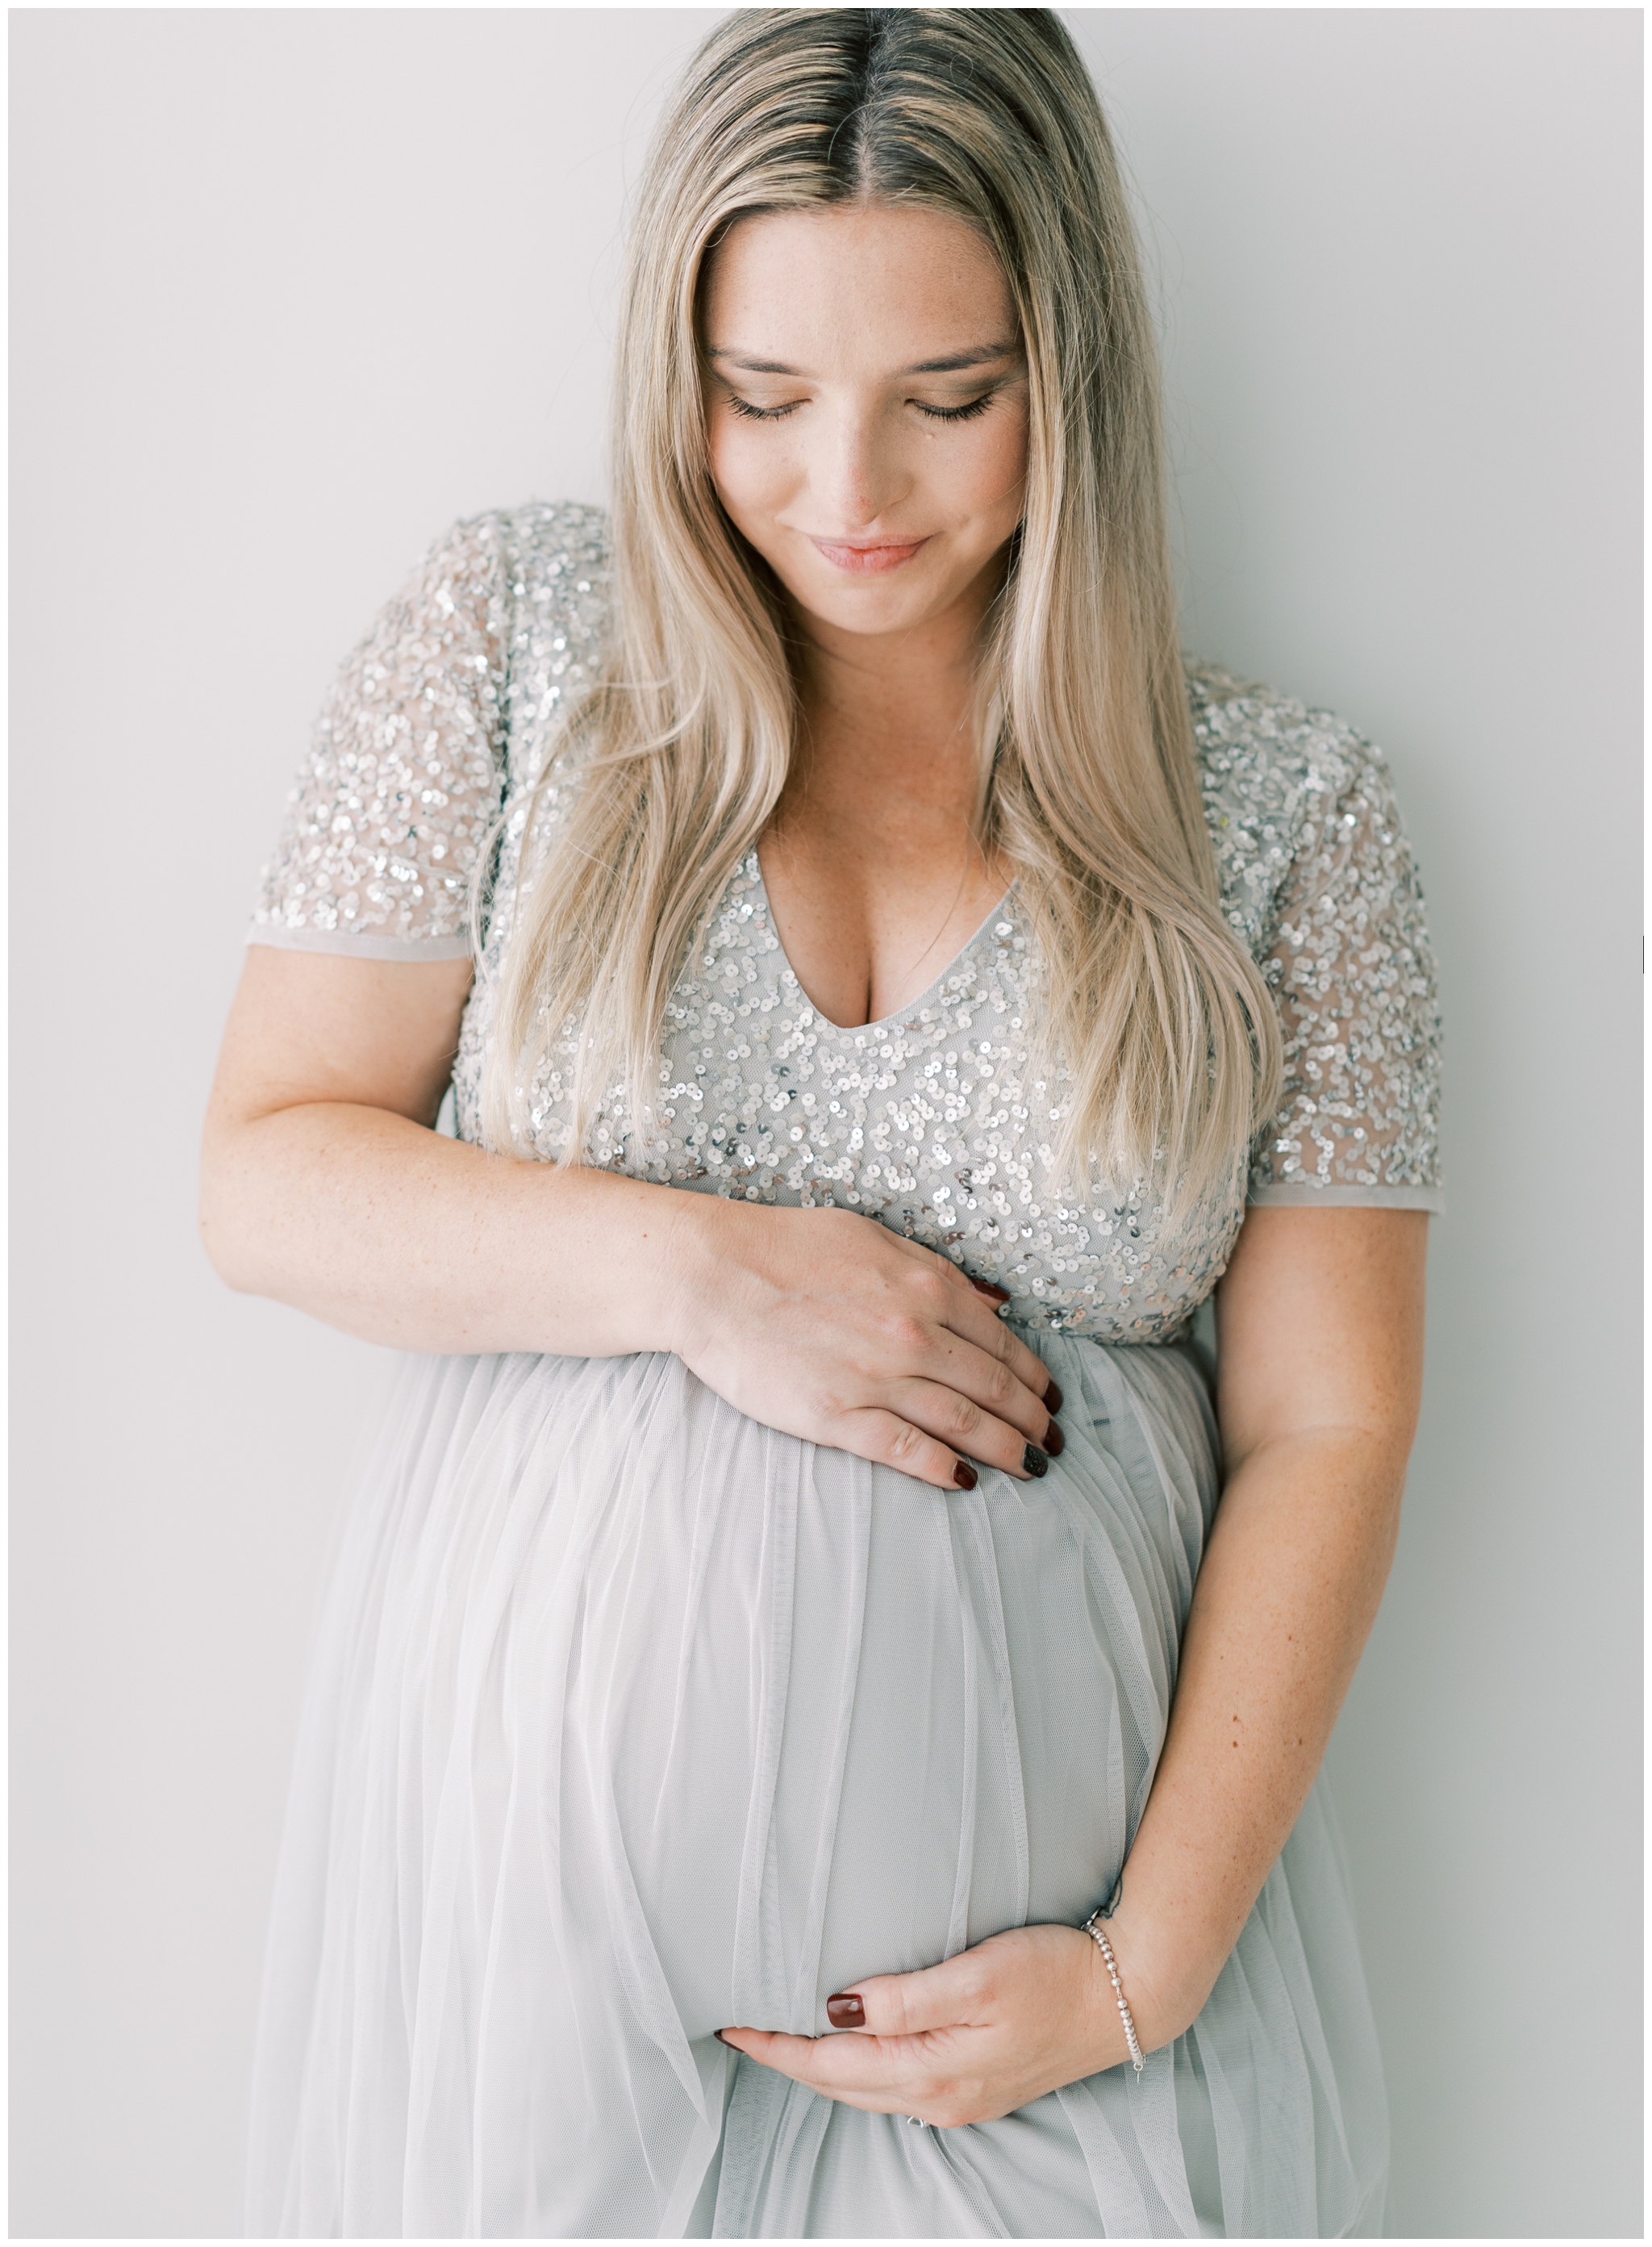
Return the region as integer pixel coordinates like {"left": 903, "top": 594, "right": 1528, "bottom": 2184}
{"left": 807, "top": 534, "right": 931, "bottom": 576}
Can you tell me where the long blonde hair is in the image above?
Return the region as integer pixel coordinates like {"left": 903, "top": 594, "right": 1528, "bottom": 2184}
{"left": 482, "top": 7, "right": 1280, "bottom": 1224}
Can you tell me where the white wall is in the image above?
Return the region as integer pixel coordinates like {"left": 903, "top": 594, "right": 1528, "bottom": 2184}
{"left": 10, "top": 10, "right": 1639, "bottom": 2237}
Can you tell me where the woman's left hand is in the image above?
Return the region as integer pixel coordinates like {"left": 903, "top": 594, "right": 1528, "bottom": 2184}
{"left": 716, "top": 1924, "right": 1136, "bottom": 2128}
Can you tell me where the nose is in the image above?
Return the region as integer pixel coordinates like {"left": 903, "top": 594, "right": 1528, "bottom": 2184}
{"left": 817, "top": 398, "right": 911, "bottom": 533}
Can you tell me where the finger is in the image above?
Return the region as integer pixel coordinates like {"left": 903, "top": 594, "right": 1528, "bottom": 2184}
{"left": 887, "top": 1377, "right": 1054, "bottom": 1478}
{"left": 877, "top": 1318, "right": 1060, "bottom": 1460}
{"left": 903, "top": 1328, "right": 1062, "bottom": 1450}
{"left": 836, "top": 1953, "right": 995, "bottom": 2038}
{"left": 882, "top": 1235, "right": 1007, "bottom": 1311}
{"left": 890, "top": 1249, "right": 1061, "bottom": 1401}
{"left": 836, "top": 1405, "right": 982, "bottom": 1493}
{"left": 962, "top": 1312, "right": 1059, "bottom": 1414}
{"left": 937, "top": 1278, "right": 1061, "bottom": 1408}
{"left": 720, "top": 2025, "right": 949, "bottom": 2110}
{"left": 886, "top": 1246, "right": 1061, "bottom": 1410}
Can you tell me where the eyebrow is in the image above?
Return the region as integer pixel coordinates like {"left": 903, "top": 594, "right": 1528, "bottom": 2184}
{"left": 707, "top": 341, "right": 1020, "bottom": 377}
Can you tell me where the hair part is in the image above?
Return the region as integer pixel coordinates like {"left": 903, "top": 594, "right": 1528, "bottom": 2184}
{"left": 480, "top": 7, "right": 1282, "bottom": 1230}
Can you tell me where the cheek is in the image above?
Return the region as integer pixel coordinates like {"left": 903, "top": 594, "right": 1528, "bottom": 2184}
{"left": 967, "top": 408, "right": 1029, "bottom": 517}
{"left": 916, "top": 408, "right": 1028, "bottom": 543}
{"left": 707, "top": 420, "right": 795, "bottom": 536}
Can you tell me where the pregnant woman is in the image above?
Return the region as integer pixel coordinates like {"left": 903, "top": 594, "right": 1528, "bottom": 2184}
{"left": 204, "top": 10, "right": 1441, "bottom": 2236}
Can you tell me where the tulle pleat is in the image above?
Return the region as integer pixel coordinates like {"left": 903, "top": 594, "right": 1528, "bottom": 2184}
{"left": 245, "top": 1333, "right": 1387, "bottom": 2237}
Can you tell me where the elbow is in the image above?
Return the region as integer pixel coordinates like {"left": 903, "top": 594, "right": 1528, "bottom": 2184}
{"left": 198, "top": 1189, "right": 256, "bottom": 1296}
{"left": 199, "top": 1213, "right": 252, "bottom": 1295}
{"left": 197, "top": 1134, "right": 269, "bottom": 1297}
{"left": 1220, "top": 1422, "right": 1413, "bottom": 1577}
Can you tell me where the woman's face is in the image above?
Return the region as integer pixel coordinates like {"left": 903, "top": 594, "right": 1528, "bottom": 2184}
{"left": 700, "top": 203, "right": 1029, "bottom": 645}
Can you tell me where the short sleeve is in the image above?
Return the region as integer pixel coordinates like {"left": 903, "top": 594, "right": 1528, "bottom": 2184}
{"left": 248, "top": 516, "right": 509, "bottom": 960}
{"left": 1248, "top": 740, "right": 1444, "bottom": 1209}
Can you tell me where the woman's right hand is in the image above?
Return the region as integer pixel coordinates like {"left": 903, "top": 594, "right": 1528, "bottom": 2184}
{"left": 202, "top": 950, "right": 1062, "bottom": 1473}
{"left": 666, "top": 1200, "right": 1062, "bottom": 1489}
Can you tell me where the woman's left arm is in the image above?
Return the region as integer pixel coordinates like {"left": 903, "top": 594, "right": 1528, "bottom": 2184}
{"left": 720, "top": 1205, "right": 1427, "bottom": 2122}
{"left": 1097, "top": 1202, "right": 1427, "bottom": 2040}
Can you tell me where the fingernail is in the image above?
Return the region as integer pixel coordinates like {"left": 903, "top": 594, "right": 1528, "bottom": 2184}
{"left": 1023, "top": 1444, "right": 1049, "bottom": 1478}
{"left": 714, "top": 2029, "right": 728, "bottom": 2043}
{"left": 826, "top": 1994, "right": 866, "bottom": 2028}
{"left": 970, "top": 1278, "right": 1012, "bottom": 1305}
{"left": 953, "top": 1460, "right": 978, "bottom": 1490}
{"left": 1043, "top": 1418, "right": 1065, "bottom": 1457}
{"left": 1044, "top": 1379, "right": 1064, "bottom": 1414}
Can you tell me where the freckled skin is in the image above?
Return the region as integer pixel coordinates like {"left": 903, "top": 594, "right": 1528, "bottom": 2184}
{"left": 695, "top": 245, "right": 1434, "bottom": 2099}
{"left": 702, "top": 205, "right": 1028, "bottom": 647}
{"left": 700, "top": 204, "right": 1029, "bottom": 1033}
{"left": 203, "top": 199, "right": 1434, "bottom": 2147}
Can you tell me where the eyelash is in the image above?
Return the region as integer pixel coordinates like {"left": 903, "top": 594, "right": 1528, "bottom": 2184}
{"left": 724, "top": 392, "right": 995, "bottom": 425}
{"left": 921, "top": 394, "right": 995, "bottom": 424}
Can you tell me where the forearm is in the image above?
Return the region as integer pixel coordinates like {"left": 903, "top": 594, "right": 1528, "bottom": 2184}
{"left": 200, "top": 1100, "right": 715, "bottom": 1356}
{"left": 723, "top": 1428, "right": 1411, "bottom": 2119}
{"left": 1106, "top": 1426, "right": 1405, "bottom": 2046}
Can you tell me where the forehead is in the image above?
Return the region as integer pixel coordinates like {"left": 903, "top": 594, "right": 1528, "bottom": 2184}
{"left": 701, "top": 203, "right": 1014, "bottom": 358}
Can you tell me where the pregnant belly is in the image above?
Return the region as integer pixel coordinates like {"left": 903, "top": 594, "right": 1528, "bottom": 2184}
{"left": 344, "top": 1334, "right": 1217, "bottom": 2050}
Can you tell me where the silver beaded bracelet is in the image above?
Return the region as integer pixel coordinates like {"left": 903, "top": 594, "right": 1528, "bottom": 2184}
{"left": 1083, "top": 1907, "right": 1145, "bottom": 2076}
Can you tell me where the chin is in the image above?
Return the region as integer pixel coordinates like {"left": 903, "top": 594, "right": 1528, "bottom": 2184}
{"left": 803, "top": 586, "right": 938, "bottom": 637}
{"left": 791, "top": 557, "right": 970, "bottom": 634}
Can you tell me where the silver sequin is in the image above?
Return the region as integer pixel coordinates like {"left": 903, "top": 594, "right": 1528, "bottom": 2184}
{"left": 253, "top": 503, "right": 1443, "bottom": 1345}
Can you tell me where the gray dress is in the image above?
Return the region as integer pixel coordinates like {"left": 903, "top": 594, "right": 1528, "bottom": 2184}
{"left": 244, "top": 503, "right": 1442, "bottom": 2238}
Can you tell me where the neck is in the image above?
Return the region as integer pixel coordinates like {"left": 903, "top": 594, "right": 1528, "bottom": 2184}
{"left": 785, "top": 554, "right": 1003, "bottom": 795}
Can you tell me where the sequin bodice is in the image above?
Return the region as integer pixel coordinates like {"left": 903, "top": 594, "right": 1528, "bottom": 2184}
{"left": 253, "top": 502, "right": 1443, "bottom": 1343}
{"left": 502, "top": 858, "right": 1200, "bottom": 1339}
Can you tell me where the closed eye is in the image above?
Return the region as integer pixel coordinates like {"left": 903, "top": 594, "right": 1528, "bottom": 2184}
{"left": 725, "top": 391, "right": 999, "bottom": 425}
{"left": 915, "top": 393, "right": 995, "bottom": 424}
{"left": 725, "top": 395, "right": 804, "bottom": 422}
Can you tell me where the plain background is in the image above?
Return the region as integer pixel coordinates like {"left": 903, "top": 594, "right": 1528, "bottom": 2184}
{"left": 10, "top": 7, "right": 1641, "bottom": 2237}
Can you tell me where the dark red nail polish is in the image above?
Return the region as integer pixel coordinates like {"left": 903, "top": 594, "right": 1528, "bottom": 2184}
{"left": 715, "top": 2029, "right": 728, "bottom": 2043}
{"left": 970, "top": 1278, "right": 1012, "bottom": 1305}
{"left": 953, "top": 1460, "right": 978, "bottom": 1490}
{"left": 1023, "top": 1443, "right": 1048, "bottom": 1478}
{"left": 827, "top": 1994, "right": 866, "bottom": 2028}
{"left": 1044, "top": 1419, "right": 1065, "bottom": 1457}
{"left": 1044, "top": 1379, "right": 1064, "bottom": 1414}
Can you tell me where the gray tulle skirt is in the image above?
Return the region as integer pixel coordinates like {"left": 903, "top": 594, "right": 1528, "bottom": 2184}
{"left": 244, "top": 1330, "right": 1388, "bottom": 2237}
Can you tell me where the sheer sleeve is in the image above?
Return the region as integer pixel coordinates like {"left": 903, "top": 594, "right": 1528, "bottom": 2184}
{"left": 248, "top": 516, "right": 509, "bottom": 960}
{"left": 1248, "top": 739, "right": 1444, "bottom": 1209}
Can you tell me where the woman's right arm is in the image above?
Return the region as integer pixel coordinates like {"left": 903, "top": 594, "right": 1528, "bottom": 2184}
{"left": 201, "top": 945, "right": 717, "bottom": 1358}
{"left": 199, "top": 946, "right": 1059, "bottom": 1483}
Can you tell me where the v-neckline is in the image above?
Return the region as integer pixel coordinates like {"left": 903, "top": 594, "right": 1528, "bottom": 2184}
{"left": 749, "top": 854, "right": 1017, "bottom": 1037}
